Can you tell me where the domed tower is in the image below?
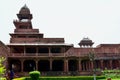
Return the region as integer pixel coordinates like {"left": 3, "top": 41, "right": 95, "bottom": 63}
{"left": 10, "top": 4, "right": 43, "bottom": 43}
{"left": 14, "top": 4, "right": 33, "bottom": 29}
{"left": 78, "top": 37, "right": 94, "bottom": 47}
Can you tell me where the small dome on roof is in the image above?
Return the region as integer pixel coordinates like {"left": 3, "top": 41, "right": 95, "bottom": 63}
{"left": 78, "top": 37, "right": 94, "bottom": 47}
{"left": 82, "top": 37, "right": 90, "bottom": 41}
{"left": 19, "top": 4, "right": 30, "bottom": 14}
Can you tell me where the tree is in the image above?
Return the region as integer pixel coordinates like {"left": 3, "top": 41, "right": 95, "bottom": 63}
{"left": 88, "top": 52, "right": 96, "bottom": 80}
{"left": 0, "top": 57, "right": 6, "bottom": 79}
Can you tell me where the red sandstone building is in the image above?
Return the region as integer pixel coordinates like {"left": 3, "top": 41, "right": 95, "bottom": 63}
{"left": 1, "top": 5, "right": 120, "bottom": 76}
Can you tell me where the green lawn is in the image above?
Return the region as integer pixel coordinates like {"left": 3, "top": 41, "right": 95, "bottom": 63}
{"left": 13, "top": 77, "right": 120, "bottom": 80}
{"left": 13, "top": 76, "right": 105, "bottom": 80}
{"left": 99, "top": 78, "right": 120, "bottom": 80}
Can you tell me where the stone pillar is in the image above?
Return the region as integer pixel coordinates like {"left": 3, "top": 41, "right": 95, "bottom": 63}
{"left": 78, "top": 59, "right": 82, "bottom": 71}
{"left": 50, "top": 59, "right": 52, "bottom": 71}
{"left": 21, "top": 59, "right": 24, "bottom": 72}
{"left": 64, "top": 59, "right": 66, "bottom": 72}
{"left": 81, "top": 60, "right": 85, "bottom": 71}
{"left": 110, "top": 60, "right": 112, "bottom": 69}
{"left": 88, "top": 61, "right": 91, "bottom": 71}
{"left": 100, "top": 60, "right": 103, "bottom": 70}
{"left": 36, "top": 60, "right": 38, "bottom": 70}
{"left": 64, "top": 59, "right": 68, "bottom": 72}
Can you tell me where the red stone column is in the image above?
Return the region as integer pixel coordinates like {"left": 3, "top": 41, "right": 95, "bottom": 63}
{"left": 82, "top": 61, "right": 85, "bottom": 71}
{"left": 21, "top": 59, "right": 24, "bottom": 72}
{"left": 110, "top": 60, "right": 112, "bottom": 69}
{"left": 78, "top": 59, "right": 82, "bottom": 71}
{"left": 64, "top": 60, "right": 66, "bottom": 72}
{"left": 100, "top": 60, "right": 103, "bottom": 70}
{"left": 50, "top": 59, "right": 52, "bottom": 71}
{"left": 36, "top": 60, "right": 38, "bottom": 70}
{"left": 64, "top": 59, "right": 68, "bottom": 73}
{"left": 89, "top": 61, "right": 91, "bottom": 71}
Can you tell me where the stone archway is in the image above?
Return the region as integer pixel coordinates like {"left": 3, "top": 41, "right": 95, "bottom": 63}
{"left": 95, "top": 60, "right": 101, "bottom": 69}
{"left": 52, "top": 60, "right": 64, "bottom": 71}
{"left": 38, "top": 60, "right": 50, "bottom": 71}
{"left": 81, "top": 60, "right": 91, "bottom": 71}
{"left": 103, "top": 60, "right": 110, "bottom": 69}
{"left": 112, "top": 60, "right": 119, "bottom": 69}
{"left": 23, "top": 60, "right": 36, "bottom": 72}
{"left": 68, "top": 60, "right": 78, "bottom": 71}
{"left": 9, "top": 59, "right": 21, "bottom": 72}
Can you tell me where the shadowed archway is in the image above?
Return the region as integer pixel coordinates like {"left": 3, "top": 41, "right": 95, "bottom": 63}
{"left": 68, "top": 60, "right": 78, "bottom": 71}
{"left": 52, "top": 60, "right": 64, "bottom": 71}
{"left": 23, "top": 60, "right": 36, "bottom": 72}
{"left": 38, "top": 60, "right": 50, "bottom": 71}
{"left": 9, "top": 59, "right": 21, "bottom": 72}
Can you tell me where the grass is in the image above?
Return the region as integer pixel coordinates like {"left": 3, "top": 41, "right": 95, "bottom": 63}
{"left": 13, "top": 77, "right": 26, "bottom": 80}
{"left": 98, "top": 79, "right": 120, "bottom": 80}
{"left": 13, "top": 76, "right": 105, "bottom": 80}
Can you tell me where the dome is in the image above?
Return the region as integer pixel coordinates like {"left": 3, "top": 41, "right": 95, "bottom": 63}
{"left": 17, "top": 4, "right": 32, "bottom": 20}
{"left": 19, "top": 4, "right": 30, "bottom": 14}
{"left": 81, "top": 37, "right": 92, "bottom": 42}
{"left": 78, "top": 37, "right": 94, "bottom": 47}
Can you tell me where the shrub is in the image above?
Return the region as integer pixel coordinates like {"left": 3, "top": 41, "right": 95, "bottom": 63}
{"left": 0, "top": 57, "right": 6, "bottom": 77}
{"left": 102, "top": 69, "right": 120, "bottom": 78}
{"left": 29, "top": 71, "right": 40, "bottom": 80}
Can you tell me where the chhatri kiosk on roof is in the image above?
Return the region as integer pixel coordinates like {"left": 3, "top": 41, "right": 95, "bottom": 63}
{"left": 0, "top": 4, "right": 120, "bottom": 76}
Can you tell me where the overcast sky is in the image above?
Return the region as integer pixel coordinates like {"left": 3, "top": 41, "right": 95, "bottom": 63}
{"left": 0, "top": 0, "right": 120, "bottom": 47}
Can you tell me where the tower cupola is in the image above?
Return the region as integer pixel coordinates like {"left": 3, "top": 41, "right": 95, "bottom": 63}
{"left": 78, "top": 37, "right": 94, "bottom": 47}
{"left": 19, "top": 4, "right": 30, "bottom": 14}
{"left": 10, "top": 5, "right": 44, "bottom": 43}
{"left": 17, "top": 4, "right": 32, "bottom": 20}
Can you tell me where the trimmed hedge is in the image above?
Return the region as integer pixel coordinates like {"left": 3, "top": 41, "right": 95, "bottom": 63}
{"left": 102, "top": 70, "right": 120, "bottom": 78}
{"left": 29, "top": 71, "right": 40, "bottom": 80}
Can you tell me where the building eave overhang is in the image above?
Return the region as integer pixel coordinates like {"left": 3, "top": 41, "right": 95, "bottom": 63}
{"left": 7, "top": 43, "right": 73, "bottom": 47}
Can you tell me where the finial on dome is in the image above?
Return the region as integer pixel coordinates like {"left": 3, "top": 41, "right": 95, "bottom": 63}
{"left": 23, "top": 4, "right": 28, "bottom": 9}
